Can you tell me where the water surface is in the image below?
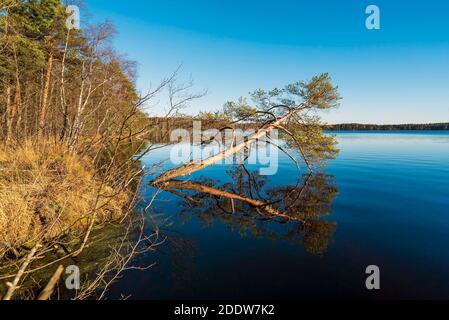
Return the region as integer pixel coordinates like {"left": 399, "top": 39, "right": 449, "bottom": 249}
{"left": 110, "top": 131, "right": 449, "bottom": 299}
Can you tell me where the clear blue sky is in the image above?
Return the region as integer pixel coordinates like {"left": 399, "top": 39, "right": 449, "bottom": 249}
{"left": 83, "top": 0, "right": 449, "bottom": 124}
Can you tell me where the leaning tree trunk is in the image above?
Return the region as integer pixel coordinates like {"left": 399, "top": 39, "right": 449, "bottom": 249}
{"left": 152, "top": 106, "right": 304, "bottom": 184}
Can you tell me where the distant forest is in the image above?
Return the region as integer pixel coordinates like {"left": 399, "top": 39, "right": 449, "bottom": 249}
{"left": 144, "top": 118, "right": 449, "bottom": 143}
{"left": 147, "top": 118, "right": 449, "bottom": 136}
{"left": 324, "top": 123, "right": 449, "bottom": 131}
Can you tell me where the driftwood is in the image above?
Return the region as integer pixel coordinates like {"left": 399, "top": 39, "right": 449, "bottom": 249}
{"left": 152, "top": 105, "right": 305, "bottom": 184}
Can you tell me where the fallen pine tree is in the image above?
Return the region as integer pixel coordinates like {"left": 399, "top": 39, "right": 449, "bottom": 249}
{"left": 152, "top": 73, "right": 341, "bottom": 185}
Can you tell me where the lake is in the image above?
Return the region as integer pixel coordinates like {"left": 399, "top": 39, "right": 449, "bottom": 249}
{"left": 108, "top": 131, "right": 449, "bottom": 300}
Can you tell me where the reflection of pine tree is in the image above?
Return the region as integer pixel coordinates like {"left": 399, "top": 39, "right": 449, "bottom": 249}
{"left": 302, "top": 220, "right": 337, "bottom": 256}
{"left": 171, "top": 167, "right": 338, "bottom": 256}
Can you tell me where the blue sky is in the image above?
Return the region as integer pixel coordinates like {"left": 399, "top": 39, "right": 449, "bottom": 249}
{"left": 83, "top": 0, "right": 449, "bottom": 124}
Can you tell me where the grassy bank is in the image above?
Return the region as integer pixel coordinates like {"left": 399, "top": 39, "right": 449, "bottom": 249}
{"left": 0, "top": 140, "right": 130, "bottom": 259}
{"left": 0, "top": 1, "right": 167, "bottom": 300}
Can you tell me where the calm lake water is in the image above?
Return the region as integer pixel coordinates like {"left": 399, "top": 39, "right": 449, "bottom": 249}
{"left": 109, "top": 131, "right": 449, "bottom": 299}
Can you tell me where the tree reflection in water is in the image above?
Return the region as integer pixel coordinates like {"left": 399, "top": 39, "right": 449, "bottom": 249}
{"left": 156, "top": 165, "right": 338, "bottom": 256}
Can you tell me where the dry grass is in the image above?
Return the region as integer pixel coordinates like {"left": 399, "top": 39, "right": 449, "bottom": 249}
{"left": 0, "top": 140, "right": 129, "bottom": 255}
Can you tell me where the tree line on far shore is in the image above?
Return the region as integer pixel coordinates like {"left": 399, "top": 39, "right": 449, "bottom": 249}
{"left": 145, "top": 117, "right": 449, "bottom": 143}
{"left": 323, "top": 123, "right": 449, "bottom": 131}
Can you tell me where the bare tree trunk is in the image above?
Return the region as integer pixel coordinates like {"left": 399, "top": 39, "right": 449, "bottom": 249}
{"left": 13, "top": 56, "right": 21, "bottom": 137}
{"left": 6, "top": 44, "right": 22, "bottom": 142}
{"left": 38, "top": 53, "right": 54, "bottom": 138}
{"left": 5, "top": 86, "right": 11, "bottom": 141}
{"left": 6, "top": 76, "right": 21, "bottom": 142}
{"left": 14, "top": 74, "right": 25, "bottom": 140}
{"left": 60, "top": 30, "right": 70, "bottom": 141}
{"left": 3, "top": 244, "right": 41, "bottom": 300}
{"left": 68, "top": 60, "right": 86, "bottom": 149}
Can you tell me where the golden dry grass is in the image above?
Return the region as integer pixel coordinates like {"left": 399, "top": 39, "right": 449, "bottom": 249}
{"left": 0, "top": 140, "right": 129, "bottom": 253}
